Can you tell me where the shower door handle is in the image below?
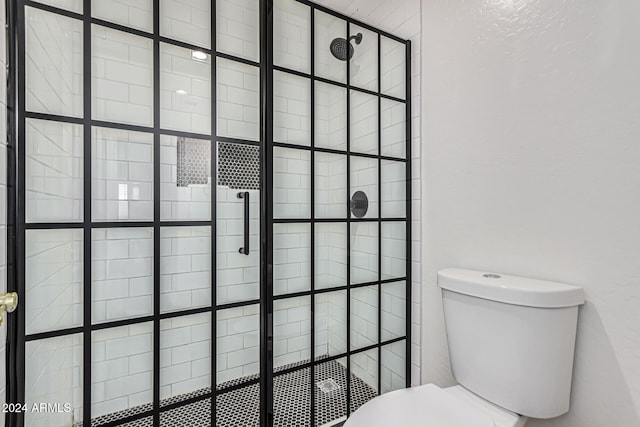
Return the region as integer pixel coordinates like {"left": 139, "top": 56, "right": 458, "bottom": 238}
{"left": 237, "top": 192, "right": 250, "bottom": 255}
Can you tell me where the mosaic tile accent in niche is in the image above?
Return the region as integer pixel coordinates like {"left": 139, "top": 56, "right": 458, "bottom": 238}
{"left": 75, "top": 358, "right": 375, "bottom": 427}
{"left": 177, "top": 137, "right": 210, "bottom": 187}
{"left": 217, "top": 142, "right": 260, "bottom": 190}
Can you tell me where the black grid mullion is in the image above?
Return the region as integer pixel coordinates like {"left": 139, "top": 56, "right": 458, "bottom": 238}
{"left": 211, "top": 1, "right": 218, "bottom": 424}
{"left": 377, "top": 31, "right": 383, "bottom": 396}
{"left": 309, "top": 6, "right": 316, "bottom": 426}
{"left": 345, "top": 20, "right": 352, "bottom": 418}
{"left": 152, "top": 0, "right": 161, "bottom": 425}
{"left": 82, "top": 0, "right": 92, "bottom": 424}
{"left": 404, "top": 40, "right": 413, "bottom": 389}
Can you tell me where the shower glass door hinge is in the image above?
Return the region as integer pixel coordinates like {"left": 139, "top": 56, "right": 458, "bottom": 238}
{"left": 0, "top": 292, "right": 18, "bottom": 326}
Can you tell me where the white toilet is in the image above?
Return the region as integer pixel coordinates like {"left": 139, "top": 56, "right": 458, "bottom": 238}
{"left": 345, "top": 268, "right": 585, "bottom": 427}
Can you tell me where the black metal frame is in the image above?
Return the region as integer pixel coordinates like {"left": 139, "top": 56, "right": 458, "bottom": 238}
{"left": 5, "top": 0, "right": 412, "bottom": 426}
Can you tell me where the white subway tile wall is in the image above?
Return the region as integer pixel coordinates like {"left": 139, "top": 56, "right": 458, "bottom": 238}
{"left": 273, "top": 0, "right": 311, "bottom": 74}
{"left": 350, "top": 156, "right": 378, "bottom": 219}
{"left": 273, "top": 147, "right": 311, "bottom": 219}
{"left": 92, "top": 25, "right": 154, "bottom": 127}
{"left": 25, "top": 334, "right": 83, "bottom": 426}
{"left": 314, "top": 223, "right": 347, "bottom": 290}
{"left": 381, "top": 340, "right": 405, "bottom": 393}
{"left": 273, "top": 223, "right": 311, "bottom": 295}
{"left": 160, "top": 43, "right": 211, "bottom": 135}
{"left": 26, "top": 119, "right": 84, "bottom": 223}
{"left": 216, "top": 187, "right": 260, "bottom": 305}
{"left": 160, "top": 135, "right": 211, "bottom": 221}
{"left": 314, "top": 10, "right": 346, "bottom": 83}
{"left": 92, "top": 0, "right": 153, "bottom": 33}
{"left": 349, "top": 25, "right": 378, "bottom": 92}
{"left": 381, "top": 160, "right": 406, "bottom": 217}
{"left": 92, "top": 127, "right": 154, "bottom": 222}
{"left": 25, "top": 229, "right": 83, "bottom": 335}
{"left": 92, "top": 228, "right": 154, "bottom": 323}
{"left": 273, "top": 71, "right": 311, "bottom": 146}
{"left": 216, "top": 57, "right": 260, "bottom": 141}
{"left": 314, "top": 152, "right": 346, "bottom": 218}
{"left": 160, "top": 227, "right": 211, "bottom": 314}
{"left": 91, "top": 323, "right": 154, "bottom": 417}
{"left": 216, "top": 0, "right": 260, "bottom": 62}
{"left": 273, "top": 296, "right": 311, "bottom": 368}
{"left": 350, "top": 222, "right": 378, "bottom": 285}
{"left": 160, "top": 0, "right": 211, "bottom": 49}
{"left": 381, "top": 222, "right": 406, "bottom": 280}
{"left": 350, "top": 348, "right": 377, "bottom": 399}
{"left": 380, "top": 36, "right": 406, "bottom": 100}
{"left": 315, "top": 291, "right": 347, "bottom": 356}
{"left": 216, "top": 305, "right": 260, "bottom": 384}
{"left": 26, "top": 7, "right": 83, "bottom": 117}
{"left": 381, "top": 98, "right": 406, "bottom": 158}
{"left": 314, "top": 81, "right": 347, "bottom": 150}
{"left": 160, "top": 313, "right": 212, "bottom": 401}
{"left": 350, "top": 90, "right": 378, "bottom": 155}
{"left": 350, "top": 286, "right": 378, "bottom": 350}
{"left": 381, "top": 281, "right": 406, "bottom": 341}
{"left": 36, "top": 0, "right": 83, "bottom": 13}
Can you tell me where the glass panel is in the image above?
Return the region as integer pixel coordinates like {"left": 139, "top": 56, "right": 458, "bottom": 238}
{"left": 314, "top": 152, "right": 346, "bottom": 219}
{"left": 315, "top": 290, "right": 346, "bottom": 357}
{"left": 274, "top": 223, "right": 311, "bottom": 295}
{"left": 381, "top": 98, "right": 406, "bottom": 158}
{"left": 381, "top": 160, "right": 406, "bottom": 218}
{"left": 350, "top": 348, "right": 378, "bottom": 413}
{"left": 160, "top": 0, "right": 211, "bottom": 48}
{"left": 349, "top": 25, "right": 378, "bottom": 92}
{"left": 25, "top": 335, "right": 83, "bottom": 426}
{"left": 350, "top": 156, "right": 378, "bottom": 219}
{"left": 216, "top": 183, "right": 260, "bottom": 305}
{"left": 314, "top": 10, "right": 346, "bottom": 84}
{"left": 381, "top": 36, "right": 406, "bottom": 100}
{"left": 350, "top": 90, "right": 378, "bottom": 155}
{"left": 351, "top": 222, "right": 378, "bottom": 285}
{"left": 274, "top": 367, "right": 311, "bottom": 426}
{"left": 92, "top": 0, "right": 153, "bottom": 32}
{"left": 160, "top": 135, "right": 211, "bottom": 221}
{"left": 92, "top": 228, "right": 153, "bottom": 324}
{"left": 26, "top": 119, "right": 83, "bottom": 223}
{"left": 217, "top": 58, "right": 260, "bottom": 141}
{"left": 36, "top": 0, "right": 82, "bottom": 13}
{"left": 26, "top": 229, "right": 83, "bottom": 335}
{"left": 273, "top": 147, "right": 311, "bottom": 219}
{"left": 160, "top": 43, "right": 212, "bottom": 135}
{"left": 381, "top": 281, "right": 406, "bottom": 341}
{"left": 217, "top": 384, "right": 259, "bottom": 425}
{"left": 273, "top": 0, "right": 311, "bottom": 73}
{"left": 92, "top": 127, "right": 154, "bottom": 222}
{"left": 92, "top": 25, "right": 154, "bottom": 126}
{"left": 350, "top": 285, "right": 378, "bottom": 350}
{"left": 216, "top": 305, "right": 260, "bottom": 386}
{"left": 381, "top": 340, "right": 406, "bottom": 394}
{"left": 314, "top": 223, "right": 347, "bottom": 290}
{"left": 216, "top": 0, "right": 260, "bottom": 62}
{"left": 274, "top": 71, "right": 311, "bottom": 146}
{"left": 26, "top": 7, "right": 83, "bottom": 117}
{"left": 381, "top": 222, "right": 406, "bottom": 280}
{"left": 91, "top": 323, "right": 154, "bottom": 419}
{"left": 274, "top": 296, "right": 311, "bottom": 369}
{"left": 314, "top": 357, "right": 347, "bottom": 426}
{"left": 314, "top": 81, "right": 346, "bottom": 151}
{"left": 160, "top": 312, "right": 212, "bottom": 406}
{"left": 160, "top": 226, "right": 212, "bottom": 314}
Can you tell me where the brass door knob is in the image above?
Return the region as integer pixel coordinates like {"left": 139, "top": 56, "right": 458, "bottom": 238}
{"left": 0, "top": 292, "right": 18, "bottom": 326}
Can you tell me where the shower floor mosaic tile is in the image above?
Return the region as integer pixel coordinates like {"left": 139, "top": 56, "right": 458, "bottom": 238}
{"left": 78, "top": 359, "right": 376, "bottom": 427}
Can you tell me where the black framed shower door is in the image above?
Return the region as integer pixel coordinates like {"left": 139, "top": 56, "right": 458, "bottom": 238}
{"left": 5, "top": 0, "right": 412, "bottom": 426}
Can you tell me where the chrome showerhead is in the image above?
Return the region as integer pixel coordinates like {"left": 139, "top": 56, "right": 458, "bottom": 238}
{"left": 329, "top": 33, "right": 363, "bottom": 61}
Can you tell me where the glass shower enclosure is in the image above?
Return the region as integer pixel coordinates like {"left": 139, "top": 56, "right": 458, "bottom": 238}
{"left": 6, "top": 0, "right": 411, "bottom": 426}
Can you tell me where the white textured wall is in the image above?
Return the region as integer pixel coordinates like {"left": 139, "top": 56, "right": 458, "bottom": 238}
{"left": 314, "top": 0, "right": 423, "bottom": 387}
{"left": 422, "top": 1, "right": 640, "bottom": 425}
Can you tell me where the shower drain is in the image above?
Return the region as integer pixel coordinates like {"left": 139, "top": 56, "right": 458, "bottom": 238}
{"left": 316, "top": 378, "right": 341, "bottom": 394}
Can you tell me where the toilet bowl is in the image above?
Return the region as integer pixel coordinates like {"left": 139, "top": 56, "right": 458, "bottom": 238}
{"left": 345, "top": 268, "right": 584, "bottom": 427}
{"left": 345, "top": 384, "right": 527, "bottom": 427}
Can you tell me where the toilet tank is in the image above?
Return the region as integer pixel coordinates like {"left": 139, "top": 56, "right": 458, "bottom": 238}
{"left": 438, "top": 268, "right": 585, "bottom": 419}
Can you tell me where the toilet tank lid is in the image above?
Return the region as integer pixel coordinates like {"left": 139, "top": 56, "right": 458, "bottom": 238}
{"left": 437, "top": 268, "right": 585, "bottom": 308}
